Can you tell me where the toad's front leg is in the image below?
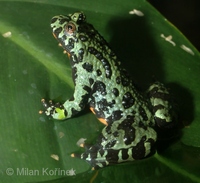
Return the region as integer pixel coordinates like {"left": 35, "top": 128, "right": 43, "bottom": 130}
{"left": 41, "top": 83, "right": 91, "bottom": 120}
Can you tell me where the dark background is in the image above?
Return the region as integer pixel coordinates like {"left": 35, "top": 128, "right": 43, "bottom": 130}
{"left": 148, "top": 0, "right": 200, "bottom": 51}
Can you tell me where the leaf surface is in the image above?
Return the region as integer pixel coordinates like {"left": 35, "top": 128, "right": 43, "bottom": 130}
{"left": 0, "top": 0, "right": 199, "bottom": 182}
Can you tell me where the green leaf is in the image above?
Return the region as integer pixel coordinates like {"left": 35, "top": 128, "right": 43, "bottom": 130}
{"left": 0, "top": 0, "right": 199, "bottom": 183}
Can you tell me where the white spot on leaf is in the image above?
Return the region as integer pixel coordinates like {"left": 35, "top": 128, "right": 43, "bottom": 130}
{"left": 59, "top": 132, "right": 65, "bottom": 138}
{"left": 76, "top": 138, "right": 87, "bottom": 146}
{"left": 31, "top": 83, "right": 37, "bottom": 89}
{"left": 160, "top": 34, "right": 176, "bottom": 46}
{"left": 51, "top": 154, "right": 59, "bottom": 161}
{"left": 22, "top": 70, "right": 28, "bottom": 75}
{"left": 180, "top": 45, "right": 194, "bottom": 55}
{"left": 28, "top": 89, "right": 34, "bottom": 94}
{"left": 39, "top": 116, "right": 46, "bottom": 122}
{"left": 13, "top": 149, "right": 18, "bottom": 152}
{"left": 129, "top": 9, "right": 144, "bottom": 16}
{"left": 2, "top": 31, "right": 12, "bottom": 38}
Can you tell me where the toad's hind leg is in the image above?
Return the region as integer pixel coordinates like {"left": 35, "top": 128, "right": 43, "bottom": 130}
{"left": 147, "top": 82, "right": 176, "bottom": 129}
{"left": 71, "top": 125, "right": 157, "bottom": 169}
{"left": 71, "top": 140, "right": 156, "bottom": 169}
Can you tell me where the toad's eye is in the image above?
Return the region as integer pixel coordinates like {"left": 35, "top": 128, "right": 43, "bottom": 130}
{"left": 65, "top": 23, "right": 76, "bottom": 35}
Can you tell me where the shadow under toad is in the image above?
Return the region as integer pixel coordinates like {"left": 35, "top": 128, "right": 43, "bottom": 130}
{"left": 107, "top": 15, "right": 194, "bottom": 149}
